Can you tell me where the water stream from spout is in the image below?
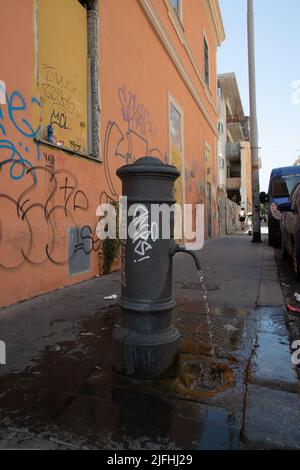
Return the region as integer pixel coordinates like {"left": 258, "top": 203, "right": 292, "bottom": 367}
{"left": 197, "top": 269, "right": 215, "bottom": 357}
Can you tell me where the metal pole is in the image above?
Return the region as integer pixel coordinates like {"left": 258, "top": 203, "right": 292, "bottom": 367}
{"left": 247, "top": 0, "right": 261, "bottom": 243}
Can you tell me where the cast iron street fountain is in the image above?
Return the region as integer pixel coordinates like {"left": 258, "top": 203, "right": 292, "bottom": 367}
{"left": 113, "top": 156, "right": 202, "bottom": 379}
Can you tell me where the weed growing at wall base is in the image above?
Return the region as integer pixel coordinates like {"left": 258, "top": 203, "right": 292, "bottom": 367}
{"left": 0, "top": 340, "right": 6, "bottom": 365}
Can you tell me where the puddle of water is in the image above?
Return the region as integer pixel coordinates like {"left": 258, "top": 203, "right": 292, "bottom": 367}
{"left": 208, "top": 306, "right": 249, "bottom": 318}
{"left": 0, "top": 301, "right": 241, "bottom": 449}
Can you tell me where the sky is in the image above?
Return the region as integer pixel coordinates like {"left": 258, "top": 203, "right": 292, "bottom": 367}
{"left": 218, "top": 0, "right": 300, "bottom": 191}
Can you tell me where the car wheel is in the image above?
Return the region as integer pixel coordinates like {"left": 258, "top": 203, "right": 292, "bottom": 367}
{"left": 292, "top": 241, "right": 300, "bottom": 281}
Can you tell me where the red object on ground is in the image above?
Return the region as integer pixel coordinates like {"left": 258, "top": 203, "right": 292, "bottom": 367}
{"left": 287, "top": 305, "right": 300, "bottom": 313}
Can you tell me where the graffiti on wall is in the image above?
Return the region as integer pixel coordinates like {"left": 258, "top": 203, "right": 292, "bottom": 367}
{"left": 104, "top": 86, "right": 167, "bottom": 198}
{"left": 0, "top": 135, "right": 101, "bottom": 271}
{"left": 39, "top": 64, "right": 87, "bottom": 152}
{"left": 118, "top": 85, "right": 156, "bottom": 137}
{"left": 226, "top": 198, "right": 241, "bottom": 235}
{"left": 0, "top": 85, "right": 103, "bottom": 274}
{"left": 0, "top": 84, "right": 166, "bottom": 276}
{"left": 0, "top": 89, "right": 41, "bottom": 180}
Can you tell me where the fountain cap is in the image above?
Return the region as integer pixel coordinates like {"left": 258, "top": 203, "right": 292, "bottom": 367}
{"left": 117, "top": 156, "right": 180, "bottom": 179}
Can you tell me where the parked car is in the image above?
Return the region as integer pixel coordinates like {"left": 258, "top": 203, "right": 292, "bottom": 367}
{"left": 260, "top": 166, "right": 300, "bottom": 247}
{"left": 280, "top": 182, "right": 300, "bottom": 280}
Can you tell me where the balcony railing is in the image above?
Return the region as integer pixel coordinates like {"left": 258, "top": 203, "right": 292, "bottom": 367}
{"left": 226, "top": 115, "right": 240, "bottom": 124}
{"left": 227, "top": 177, "right": 241, "bottom": 190}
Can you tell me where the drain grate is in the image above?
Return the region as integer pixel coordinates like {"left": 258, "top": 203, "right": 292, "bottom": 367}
{"left": 182, "top": 362, "right": 226, "bottom": 392}
{"left": 176, "top": 282, "right": 219, "bottom": 292}
{"left": 173, "top": 309, "right": 244, "bottom": 352}
{"left": 176, "top": 359, "right": 234, "bottom": 398}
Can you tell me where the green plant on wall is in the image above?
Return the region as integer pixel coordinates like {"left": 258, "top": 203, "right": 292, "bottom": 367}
{"left": 102, "top": 200, "right": 121, "bottom": 274}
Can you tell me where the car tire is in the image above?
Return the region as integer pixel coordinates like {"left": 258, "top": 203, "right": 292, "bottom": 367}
{"left": 292, "top": 241, "right": 300, "bottom": 281}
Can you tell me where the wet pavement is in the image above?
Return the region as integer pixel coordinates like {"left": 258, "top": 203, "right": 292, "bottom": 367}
{"left": 0, "top": 232, "right": 299, "bottom": 449}
{"left": 275, "top": 248, "right": 300, "bottom": 351}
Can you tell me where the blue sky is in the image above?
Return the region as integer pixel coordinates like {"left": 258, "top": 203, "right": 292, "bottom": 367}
{"left": 218, "top": 0, "right": 300, "bottom": 191}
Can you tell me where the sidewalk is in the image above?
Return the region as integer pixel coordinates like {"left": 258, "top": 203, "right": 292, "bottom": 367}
{"left": 0, "top": 232, "right": 299, "bottom": 450}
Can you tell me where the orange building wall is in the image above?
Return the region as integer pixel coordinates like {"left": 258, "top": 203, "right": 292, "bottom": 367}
{"left": 101, "top": 0, "right": 221, "bottom": 234}
{"left": 0, "top": 0, "right": 223, "bottom": 308}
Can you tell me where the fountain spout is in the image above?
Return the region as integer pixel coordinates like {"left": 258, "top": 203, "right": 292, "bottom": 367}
{"left": 170, "top": 242, "right": 202, "bottom": 271}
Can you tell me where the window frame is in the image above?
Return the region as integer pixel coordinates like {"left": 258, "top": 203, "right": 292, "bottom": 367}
{"left": 203, "top": 35, "right": 210, "bottom": 88}
{"left": 168, "top": 93, "right": 185, "bottom": 239}
{"left": 168, "top": 94, "right": 185, "bottom": 195}
{"left": 170, "top": 0, "right": 183, "bottom": 22}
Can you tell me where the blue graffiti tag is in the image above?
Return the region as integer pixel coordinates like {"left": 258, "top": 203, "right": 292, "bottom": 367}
{"left": 0, "top": 90, "right": 41, "bottom": 180}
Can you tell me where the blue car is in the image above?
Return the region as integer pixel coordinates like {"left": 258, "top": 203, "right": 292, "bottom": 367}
{"left": 260, "top": 166, "right": 300, "bottom": 247}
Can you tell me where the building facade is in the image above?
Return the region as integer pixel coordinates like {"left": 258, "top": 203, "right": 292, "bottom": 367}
{"left": 217, "top": 73, "right": 253, "bottom": 234}
{"left": 0, "top": 0, "right": 224, "bottom": 307}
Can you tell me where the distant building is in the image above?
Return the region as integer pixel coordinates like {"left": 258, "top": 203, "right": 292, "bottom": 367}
{"left": 294, "top": 156, "right": 300, "bottom": 166}
{"left": 217, "top": 73, "right": 253, "bottom": 234}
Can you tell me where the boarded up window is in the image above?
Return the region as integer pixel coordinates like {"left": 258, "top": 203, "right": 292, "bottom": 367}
{"left": 37, "top": 0, "right": 88, "bottom": 154}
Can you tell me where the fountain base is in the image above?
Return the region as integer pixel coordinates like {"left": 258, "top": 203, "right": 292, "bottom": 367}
{"left": 113, "top": 320, "right": 180, "bottom": 379}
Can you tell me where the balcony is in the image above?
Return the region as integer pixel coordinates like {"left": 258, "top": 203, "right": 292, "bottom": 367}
{"left": 227, "top": 119, "right": 245, "bottom": 142}
{"left": 226, "top": 142, "right": 241, "bottom": 159}
{"left": 227, "top": 177, "right": 241, "bottom": 190}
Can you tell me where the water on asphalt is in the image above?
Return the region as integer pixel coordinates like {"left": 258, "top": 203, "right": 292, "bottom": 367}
{"left": 0, "top": 302, "right": 249, "bottom": 449}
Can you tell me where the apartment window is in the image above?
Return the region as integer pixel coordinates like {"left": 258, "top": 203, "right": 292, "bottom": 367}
{"left": 171, "top": 0, "right": 181, "bottom": 17}
{"left": 204, "top": 36, "right": 210, "bottom": 87}
{"left": 37, "top": 0, "right": 100, "bottom": 159}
